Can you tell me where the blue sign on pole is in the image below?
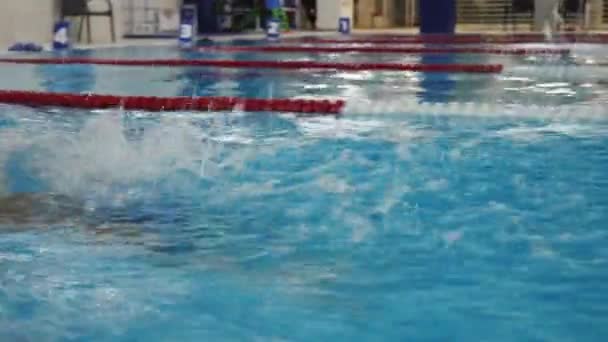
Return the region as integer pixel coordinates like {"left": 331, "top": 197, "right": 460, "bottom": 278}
{"left": 265, "top": 0, "right": 281, "bottom": 40}
{"left": 52, "top": 21, "right": 70, "bottom": 50}
{"left": 179, "top": 5, "right": 197, "bottom": 47}
{"left": 339, "top": 17, "right": 351, "bottom": 34}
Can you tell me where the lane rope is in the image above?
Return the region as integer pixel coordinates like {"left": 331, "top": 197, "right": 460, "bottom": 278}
{"left": 2, "top": 91, "right": 604, "bottom": 120}
{"left": 342, "top": 97, "right": 607, "bottom": 120}
{"left": 296, "top": 33, "right": 608, "bottom": 45}
{"left": 201, "top": 45, "right": 570, "bottom": 55}
{"left": 0, "top": 90, "right": 345, "bottom": 114}
{"left": 0, "top": 57, "right": 503, "bottom": 73}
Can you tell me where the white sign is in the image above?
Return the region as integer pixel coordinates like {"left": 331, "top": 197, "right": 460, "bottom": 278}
{"left": 54, "top": 28, "right": 68, "bottom": 44}
{"left": 179, "top": 24, "right": 193, "bottom": 39}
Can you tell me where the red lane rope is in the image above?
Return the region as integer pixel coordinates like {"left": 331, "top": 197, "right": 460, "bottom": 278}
{"left": 297, "top": 33, "right": 608, "bottom": 44}
{"left": 299, "top": 38, "right": 554, "bottom": 45}
{"left": 0, "top": 90, "right": 345, "bottom": 114}
{"left": 0, "top": 57, "right": 503, "bottom": 73}
{"left": 202, "top": 45, "right": 570, "bottom": 55}
{"left": 318, "top": 38, "right": 599, "bottom": 45}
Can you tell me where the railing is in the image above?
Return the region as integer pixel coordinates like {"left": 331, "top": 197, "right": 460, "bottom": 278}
{"left": 457, "top": 0, "right": 603, "bottom": 31}
{"left": 457, "top": 0, "right": 534, "bottom": 30}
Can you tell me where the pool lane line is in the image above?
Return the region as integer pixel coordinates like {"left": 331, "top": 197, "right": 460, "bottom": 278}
{"left": 294, "top": 38, "right": 587, "bottom": 45}
{"left": 296, "top": 37, "right": 608, "bottom": 45}
{"left": 292, "top": 33, "right": 608, "bottom": 45}
{"left": 0, "top": 58, "right": 503, "bottom": 73}
{"left": 200, "top": 46, "right": 570, "bottom": 55}
{"left": 0, "top": 90, "right": 345, "bottom": 115}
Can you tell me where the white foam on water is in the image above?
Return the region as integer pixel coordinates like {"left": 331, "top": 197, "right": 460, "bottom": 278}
{"left": 0, "top": 252, "right": 33, "bottom": 262}
{"left": 296, "top": 116, "right": 385, "bottom": 139}
{"left": 316, "top": 174, "right": 352, "bottom": 194}
{"left": 424, "top": 178, "right": 449, "bottom": 192}
{"left": 303, "top": 84, "right": 330, "bottom": 90}
{"left": 531, "top": 241, "right": 558, "bottom": 259}
{"left": 383, "top": 123, "right": 435, "bottom": 143}
{"left": 487, "top": 201, "right": 510, "bottom": 212}
{"left": 329, "top": 205, "right": 374, "bottom": 243}
{"left": 228, "top": 180, "right": 279, "bottom": 198}
{"left": 448, "top": 148, "right": 462, "bottom": 160}
{"left": 495, "top": 126, "right": 547, "bottom": 142}
{"left": 508, "top": 64, "right": 608, "bottom": 83}
{"left": 536, "top": 82, "right": 570, "bottom": 88}
{"left": 348, "top": 214, "right": 373, "bottom": 243}
{"left": 288, "top": 110, "right": 436, "bottom": 144}
{"left": 495, "top": 122, "right": 608, "bottom": 142}
{"left": 442, "top": 230, "right": 463, "bottom": 247}
{"left": 500, "top": 76, "right": 533, "bottom": 82}
{"left": 376, "top": 184, "right": 410, "bottom": 215}
{"left": 0, "top": 108, "right": 274, "bottom": 202}
{"left": 545, "top": 88, "right": 576, "bottom": 96}
{"left": 36, "top": 114, "right": 203, "bottom": 193}
{"left": 395, "top": 144, "right": 412, "bottom": 160}
{"left": 333, "top": 71, "right": 375, "bottom": 81}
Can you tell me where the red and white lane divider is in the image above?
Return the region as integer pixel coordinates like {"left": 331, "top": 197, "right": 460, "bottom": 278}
{"left": 0, "top": 57, "right": 503, "bottom": 73}
{"left": 201, "top": 45, "right": 570, "bottom": 55}
{"left": 296, "top": 33, "right": 608, "bottom": 45}
{"left": 0, "top": 90, "right": 345, "bottom": 115}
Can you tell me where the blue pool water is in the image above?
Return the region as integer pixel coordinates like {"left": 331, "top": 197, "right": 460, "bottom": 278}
{"left": 1, "top": 40, "right": 608, "bottom": 341}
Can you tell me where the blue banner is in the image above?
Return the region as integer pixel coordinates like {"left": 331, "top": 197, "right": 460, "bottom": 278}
{"left": 419, "top": 0, "right": 456, "bottom": 34}
{"left": 265, "top": 0, "right": 280, "bottom": 10}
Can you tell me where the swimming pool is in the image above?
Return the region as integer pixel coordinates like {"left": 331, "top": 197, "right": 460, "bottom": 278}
{"left": 1, "top": 38, "right": 608, "bottom": 341}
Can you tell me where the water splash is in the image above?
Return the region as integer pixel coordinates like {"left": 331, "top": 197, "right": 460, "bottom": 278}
{"left": 33, "top": 113, "right": 204, "bottom": 197}
{"left": 0, "top": 109, "right": 270, "bottom": 205}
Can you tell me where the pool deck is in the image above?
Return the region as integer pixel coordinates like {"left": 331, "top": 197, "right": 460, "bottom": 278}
{"left": 76, "top": 28, "right": 608, "bottom": 50}
{"left": 4, "top": 28, "right": 608, "bottom": 52}
{"left": 48, "top": 31, "right": 342, "bottom": 51}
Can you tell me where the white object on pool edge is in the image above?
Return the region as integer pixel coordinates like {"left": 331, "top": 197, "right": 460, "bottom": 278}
{"left": 266, "top": 19, "right": 280, "bottom": 41}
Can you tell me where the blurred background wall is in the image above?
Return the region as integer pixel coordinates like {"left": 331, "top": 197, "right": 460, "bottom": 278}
{"left": 0, "top": 0, "right": 124, "bottom": 48}
{"left": 0, "top": 0, "right": 607, "bottom": 49}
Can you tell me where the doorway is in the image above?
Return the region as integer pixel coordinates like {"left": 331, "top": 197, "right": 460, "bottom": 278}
{"left": 394, "top": 0, "right": 406, "bottom": 26}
